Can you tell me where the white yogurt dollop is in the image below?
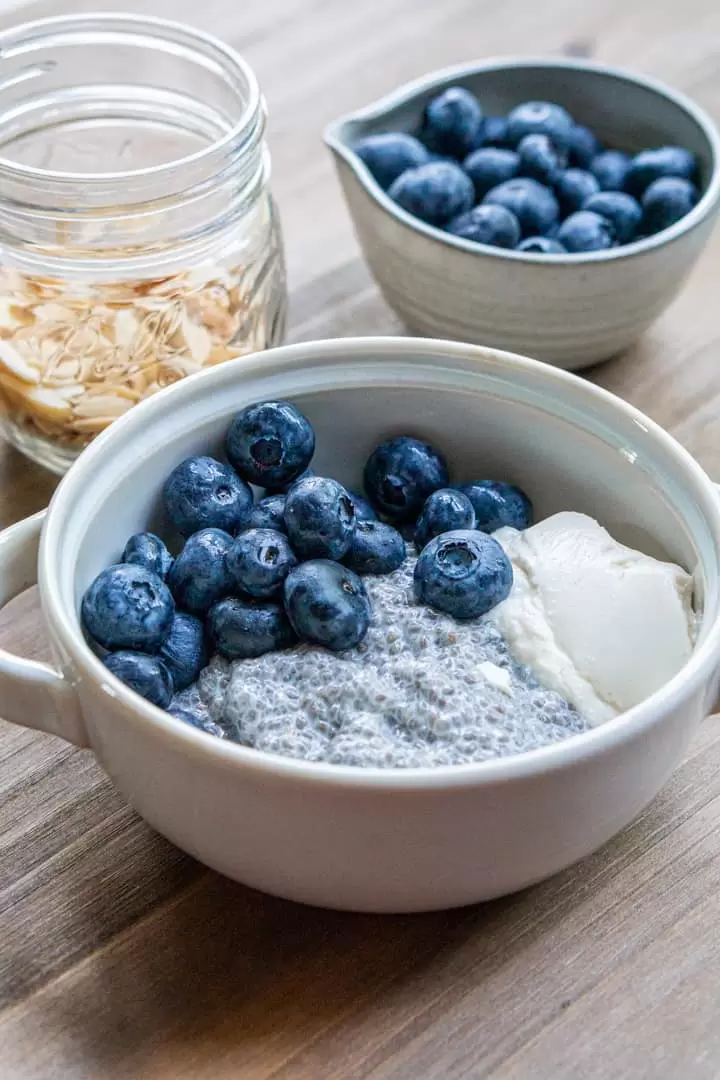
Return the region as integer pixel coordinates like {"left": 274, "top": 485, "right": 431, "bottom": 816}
{"left": 493, "top": 511, "right": 695, "bottom": 726}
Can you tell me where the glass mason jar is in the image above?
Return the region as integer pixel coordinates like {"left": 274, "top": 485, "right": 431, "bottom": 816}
{"left": 0, "top": 14, "right": 287, "bottom": 474}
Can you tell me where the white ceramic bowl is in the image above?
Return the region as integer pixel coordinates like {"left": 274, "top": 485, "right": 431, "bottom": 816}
{"left": 2, "top": 336, "right": 720, "bottom": 912}
{"left": 325, "top": 59, "right": 720, "bottom": 369}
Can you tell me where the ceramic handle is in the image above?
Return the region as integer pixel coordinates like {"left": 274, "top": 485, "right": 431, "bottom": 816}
{"left": 0, "top": 511, "right": 87, "bottom": 746}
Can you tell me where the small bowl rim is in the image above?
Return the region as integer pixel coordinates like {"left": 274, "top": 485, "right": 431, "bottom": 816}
{"left": 324, "top": 55, "right": 720, "bottom": 265}
{"left": 41, "top": 335, "right": 720, "bottom": 791}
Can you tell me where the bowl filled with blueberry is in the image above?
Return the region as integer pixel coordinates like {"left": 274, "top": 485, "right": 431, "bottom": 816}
{"left": 2, "top": 336, "right": 720, "bottom": 911}
{"left": 325, "top": 57, "right": 720, "bottom": 368}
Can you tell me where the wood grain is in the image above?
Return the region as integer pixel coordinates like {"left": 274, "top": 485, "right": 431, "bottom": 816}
{"left": 1, "top": 0, "right": 720, "bottom": 1076}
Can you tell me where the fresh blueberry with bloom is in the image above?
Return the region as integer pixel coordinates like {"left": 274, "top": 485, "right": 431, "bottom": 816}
{"left": 284, "top": 476, "right": 357, "bottom": 560}
{"left": 567, "top": 124, "right": 600, "bottom": 169}
{"left": 583, "top": 191, "right": 642, "bottom": 244}
{"left": 245, "top": 493, "right": 287, "bottom": 533}
{"left": 624, "top": 146, "right": 698, "bottom": 197}
{"left": 420, "top": 86, "right": 483, "bottom": 158}
{"left": 283, "top": 560, "right": 371, "bottom": 650}
{"left": 517, "top": 236, "right": 567, "bottom": 253}
{"left": 121, "top": 532, "right": 174, "bottom": 581}
{"left": 556, "top": 210, "right": 614, "bottom": 252}
{"left": 227, "top": 527, "right": 298, "bottom": 599}
{"left": 343, "top": 520, "right": 406, "bottom": 575}
{"left": 167, "top": 528, "right": 234, "bottom": 615}
{"left": 472, "top": 114, "right": 509, "bottom": 149}
{"left": 82, "top": 564, "right": 174, "bottom": 652}
{"left": 103, "top": 651, "right": 174, "bottom": 708}
{"left": 352, "top": 132, "right": 430, "bottom": 189}
{"left": 347, "top": 490, "right": 377, "bottom": 521}
{"left": 414, "top": 488, "right": 476, "bottom": 550}
{"left": 208, "top": 596, "right": 297, "bottom": 660}
{"left": 517, "top": 133, "right": 564, "bottom": 186}
{"left": 483, "top": 178, "right": 559, "bottom": 237}
{"left": 364, "top": 435, "right": 449, "bottom": 523}
{"left": 505, "top": 101, "right": 573, "bottom": 153}
{"left": 590, "top": 150, "right": 631, "bottom": 191}
{"left": 158, "top": 612, "right": 207, "bottom": 692}
{"left": 414, "top": 530, "right": 513, "bottom": 619}
{"left": 462, "top": 147, "right": 519, "bottom": 199}
{"left": 446, "top": 204, "right": 521, "bottom": 248}
{"left": 163, "top": 455, "right": 253, "bottom": 538}
{"left": 455, "top": 480, "right": 532, "bottom": 533}
{"left": 389, "top": 161, "right": 474, "bottom": 226}
{"left": 226, "top": 401, "right": 315, "bottom": 489}
{"left": 555, "top": 168, "right": 600, "bottom": 215}
{"left": 169, "top": 706, "right": 226, "bottom": 739}
{"left": 642, "top": 176, "right": 699, "bottom": 233}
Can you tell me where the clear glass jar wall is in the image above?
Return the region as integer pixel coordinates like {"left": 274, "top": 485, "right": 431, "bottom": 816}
{"left": 0, "top": 14, "right": 287, "bottom": 473}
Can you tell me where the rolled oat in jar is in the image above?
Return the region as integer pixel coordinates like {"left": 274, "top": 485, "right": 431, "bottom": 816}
{"left": 0, "top": 14, "right": 287, "bottom": 473}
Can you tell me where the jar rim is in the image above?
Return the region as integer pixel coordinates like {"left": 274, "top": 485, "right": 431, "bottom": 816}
{"left": 0, "top": 11, "right": 262, "bottom": 186}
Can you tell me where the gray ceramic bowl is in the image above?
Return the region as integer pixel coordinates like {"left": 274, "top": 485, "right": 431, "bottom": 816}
{"left": 325, "top": 58, "right": 720, "bottom": 369}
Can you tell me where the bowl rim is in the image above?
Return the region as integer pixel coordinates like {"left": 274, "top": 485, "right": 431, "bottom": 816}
{"left": 40, "top": 336, "right": 720, "bottom": 790}
{"left": 324, "top": 55, "right": 720, "bottom": 265}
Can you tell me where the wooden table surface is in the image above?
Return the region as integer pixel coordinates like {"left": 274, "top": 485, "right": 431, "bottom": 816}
{"left": 2, "top": 0, "right": 720, "bottom": 1077}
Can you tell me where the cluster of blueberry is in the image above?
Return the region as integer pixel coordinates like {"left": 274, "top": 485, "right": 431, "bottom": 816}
{"left": 352, "top": 88, "right": 700, "bottom": 253}
{"left": 81, "top": 401, "right": 531, "bottom": 725}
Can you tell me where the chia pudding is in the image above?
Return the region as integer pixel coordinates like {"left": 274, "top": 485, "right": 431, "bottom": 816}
{"left": 172, "top": 550, "right": 587, "bottom": 768}
{"left": 83, "top": 400, "right": 696, "bottom": 771}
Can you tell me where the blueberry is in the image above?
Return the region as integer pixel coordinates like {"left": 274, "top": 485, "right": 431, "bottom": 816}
{"left": 103, "top": 651, "right": 174, "bottom": 708}
{"left": 516, "top": 236, "right": 567, "bottom": 253}
{"left": 343, "top": 520, "right": 405, "bottom": 575}
{"left": 121, "top": 532, "right": 173, "bottom": 581}
{"left": 590, "top": 150, "right": 631, "bottom": 191}
{"left": 283, "top": 560, "right": 371, "bottom": 650}
{"left": 555, "top": 168, "right": 600, "bottom": 214}
{"left": 517, "top": 133, "right": 565, "bottom": 186}
{"left": 163, "top": 456, "right": 253, "bottom": 538}
{"left": 226, "top": 401, "right": 315, "bottom": 488}
{"left": 388, "top": 162, "right": 474, "bottom": 226}
{"left": 473, "top": 115, "right": 509, "bottom": 149}
{"left": 364, "top": 435, "right": 449, "bottom": 523}
{"left": 642, "top": 176, "right": 699, "bottom": 233}
{"left": 347, "top": 490, "right": 377, "bottom": 521}
{"left": 158, "top": 612, "right": 207, "bottom": 691}
{"left": 446, "top": 204, "right": 521, "bottom": 249}
{"left": 483, "top": 178, "right": 559, "bottom": 237}
{"left": 227, "top": 527, "right": 298, "bottom": 598}
{"left": 583, "top": 191, "right": 642, "bottom": 244}
{"left": 462, "top": 147, "right": 520, "bottom": 199}
{"left": 567, "top": 124, "right": 600, "bottom": 169}
{"left": 455, "top": 481, "right": 532, "bottom": 533}
{"left": 556, "top": 210, "right": 614, "bottom": 252}
{"left": 82, "top": 564, "right": 174, "bottom": 652}
{"left": 506, "top": 101, "right": 573, "bottom": 153}
{"left": 352, "top": 132, "right": 430, "bottom": 189}
{"left": 169, "top": 706, "right": 226, "bottom": 739}
{"left": 167, "top": 528, "right": 234, "bottom": 615}
{"left": 284, "top": 476, "right": 356, "bottom": 559}
{"left": 208, "top": 597, "right": 297, "bottom": 660}
{"left": 625, "top": 146, "right": 698, "bottom": 197}
{"left": 245, "top": 494, "right": 287, "bottom": 533}
{"left": 420, "top": 86, "right": 483, "bottom": 159}
{"left": 413, "top": 530, "right": 513, "bottom": 619}
{"left": 263, "top": 467, "right": 315, "bottom": 497}
{"left": 414, "top": 488, "right": 476, "bottom": 550}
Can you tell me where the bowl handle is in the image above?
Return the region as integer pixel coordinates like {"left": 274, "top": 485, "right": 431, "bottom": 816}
{"left": 0, "top": 511, "right": 88, "bottom": 747}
